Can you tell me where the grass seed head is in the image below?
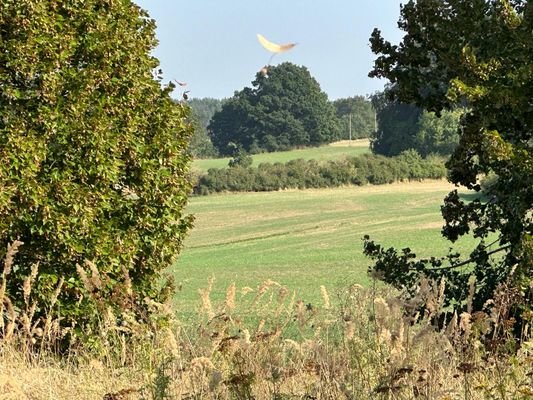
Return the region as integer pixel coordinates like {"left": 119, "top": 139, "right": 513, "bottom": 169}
{"left": 459, "top": 312, "right": 472, "bottom": 337}
{"left": 225, "top": 282, "right": 236, "bottom": 311}
{"left": 320, "top": 285, "right": 331, "bottom": 309}
{"left": 2, "top": 240, "right": 23, "bottom": 277}
{"left": 86, "top": 260, "right": 102, "bottom": 290}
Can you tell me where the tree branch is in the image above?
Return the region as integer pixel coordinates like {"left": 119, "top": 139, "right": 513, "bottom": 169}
{"left": 427, "top": 244, "right": 512, "bottom": 271}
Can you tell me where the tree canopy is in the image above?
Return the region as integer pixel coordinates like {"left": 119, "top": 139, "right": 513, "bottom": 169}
{"left": 416, "top": 108, "right": 462, "bottom": 157}
{"left": 370, "top": 90, "right": 422, "bottom": 156}
{"left": 188, "top": 97, "right": 223, "bottom": 158}
{"left": 332, "top": 96, "right": 375, "bottom": 140}
{"left": 366, "top": 0, "right": 532, "bottom": 312}
{"left": 370, "top": 88, "right": 461, "bottom": 157}
{"left": 208, "top": 63, "right": 340, "bottom": 155}
{"left": 0, "top": 0, "right": 193, "bottom": 339}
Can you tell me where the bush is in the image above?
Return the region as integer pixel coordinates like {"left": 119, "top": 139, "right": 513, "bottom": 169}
{"left": 193, "top": 153, "right": 446, "bottom": 195}
{"left": 0, "top": 0, "right": 193, "bottom": 343}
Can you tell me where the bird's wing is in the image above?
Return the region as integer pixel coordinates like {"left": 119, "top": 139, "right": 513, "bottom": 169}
{"left": 257, "top": 34, "right": 296, "bottom": 53}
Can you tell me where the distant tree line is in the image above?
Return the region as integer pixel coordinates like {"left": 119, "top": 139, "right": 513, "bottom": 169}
{"left": 193, "top": 150, "right": 446, "bottom": 195}
{"left": 333, "top": 96, "right": 375, "bottom": 140}
{"left": 188, "top": 89, "right": 377, "bottom": 159}
{"left": 370, "top": 88, "right": 462, "bottom": 157}
{"left": 186, "top": 68, "right": 461, "bottom": 162}
{"left": 187, "top": 97, "right": 224, "bottom": 158}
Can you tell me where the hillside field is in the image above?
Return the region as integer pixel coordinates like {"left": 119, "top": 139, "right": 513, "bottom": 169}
{"left": 172, "top": 180, "right": 477, "bottom": 318}
{"left": 192, "top": 139, "right": 370, "bottom": 172}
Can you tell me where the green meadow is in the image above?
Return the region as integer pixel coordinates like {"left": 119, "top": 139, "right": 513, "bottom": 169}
{"left": 172, "top": 180, "right": 476, "bottom": 317}
{"left": 192, "top": 139, "right": 370, "bottom": 172}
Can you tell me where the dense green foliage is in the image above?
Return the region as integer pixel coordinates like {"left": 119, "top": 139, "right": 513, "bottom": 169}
{"left": 189, "top": 97, "right": 225, "bottom": 130}
{"left": 0, "top": 0, "right": 193, "bottom": 339}
{"left": 188, "top": 97, "right": 223, "bottom": 158}
{"left": 332, "top": 96, "right": 375, "bottom": 139}
{"left": 371, "top": 89, "right": 461, "bottom": 157}
{"left": 370, "top": 91, "right": 422, "bottom": 156}
{"left": 194, "top": 151, "right": 446, "bottom": 195}
{"left": 208, "top": 63, "right": 340, "bottom": 155}
{"left": 367, "top": 0, "right": 533, "bottom": 312}
{"left": 415, "top": 109, "right": 462, "bottom": 157}
{"left": 227, "top": 145, "right": 253, "bottom": 168}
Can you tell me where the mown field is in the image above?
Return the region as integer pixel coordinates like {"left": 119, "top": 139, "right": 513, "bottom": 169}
{"left": 192, "top": 139, "right": 370, "bottom": 171}
{"left": 172, "top": 180, "right": 477, "bottom": 318}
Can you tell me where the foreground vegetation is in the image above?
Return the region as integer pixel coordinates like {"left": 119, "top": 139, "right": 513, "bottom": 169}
{"left": 0, "top": 182, "right": 527, "bottom": 399}
{"left": 369, "top": 0, "right": 532, "bottom": 318}
{"left": 0, "top": 0, "right": 194, "bottom": 342}
{"left": 1, "top": 275, "right": 531, "bottom": 399}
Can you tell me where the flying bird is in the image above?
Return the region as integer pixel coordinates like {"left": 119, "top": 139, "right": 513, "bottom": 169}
{"left": 257, "top": 34, "right": 297, "bottom": 54}
{"left": 256, "top": 34, "right": 297, "bottom": 76}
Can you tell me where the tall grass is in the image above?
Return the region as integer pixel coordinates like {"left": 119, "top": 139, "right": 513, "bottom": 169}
{"left": 1, "top": 246, "right": 532, "bottom": 399}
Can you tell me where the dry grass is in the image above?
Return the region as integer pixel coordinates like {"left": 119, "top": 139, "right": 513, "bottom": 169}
{"left": 329, "top": 139, "right": 370, "bottom": 148}
{"left": 2, "top": 271, "right": 533, "bottom": 399}
{"left": 1, "top": 238, "right": 532, "bottom": 399}
{"left": 0, "top": 350, "right": 142, "bottom": 400}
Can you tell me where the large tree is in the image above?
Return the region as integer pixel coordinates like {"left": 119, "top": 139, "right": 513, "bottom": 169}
{"left": 370, "top": 89, "right": 422, "bottom": 156}
{"left": 0, "top": 0, "right": 193, "bottom": 338}
{"left": 370, "top": 88, "right": 461, "bottom": 157}
{"left": 208, "top": 63, "right": 340, "bottom": 155}
{"left": 365, "top": 0, "right": 532, "bottom": 312}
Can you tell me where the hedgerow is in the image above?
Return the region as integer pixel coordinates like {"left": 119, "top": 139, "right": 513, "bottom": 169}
{"left": 194, "top": 151, "right": 446, "bottom": 195}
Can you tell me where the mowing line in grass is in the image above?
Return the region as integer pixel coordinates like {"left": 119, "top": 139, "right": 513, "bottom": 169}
{"left": 172, "top": 180, "right": 478, "bottom": 317}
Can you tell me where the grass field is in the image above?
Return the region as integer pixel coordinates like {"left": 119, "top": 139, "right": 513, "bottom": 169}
{"left": 192, "top": 139, "right": 370, "bottom": 172}
{"left": 172, "top": 180, "right": 477, "bottom": 317}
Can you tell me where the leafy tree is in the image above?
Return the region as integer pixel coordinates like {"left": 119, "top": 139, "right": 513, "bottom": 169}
{"left": 189, "top": 97, "right": 225, "bottom": 130}
{"left": 370, "top": 88, "right": 462, "bottom": 157}
{"left": 188, "top": 120, "right": 218, "bottom": 159}
{"left": 366, "top": 0, "right": 533, "bottom": 313}
{"left": 208, "top": 63, "right": 340, "bottom": 155}
{"left": 415, "top": 109, "right": 461, "bottom": 157}
{"left": 187, "top": 97, "right": 223, "bottom": 158}
{"left": 333, "top": 96, "right": 375, "bottom": 139}
{"left": 370, "top": 89, "right": 421, "bottom": 156}
{"left": 227, "top": 144, "right": 253, "bottom": 168}
{"left": 0, "top": 0, "right": 193, "bottom": 339}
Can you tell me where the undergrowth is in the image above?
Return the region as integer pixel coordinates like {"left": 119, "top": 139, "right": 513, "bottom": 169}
{"left": 1, "top": 245, "right": 532, "bottom": 399}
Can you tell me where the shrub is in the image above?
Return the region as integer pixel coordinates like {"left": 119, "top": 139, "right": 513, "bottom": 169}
{"left": 193, "top": 154, "right": 446, "bottom": 195}
{"left": 0, "top": 0, "right": 193, "bottom": 343}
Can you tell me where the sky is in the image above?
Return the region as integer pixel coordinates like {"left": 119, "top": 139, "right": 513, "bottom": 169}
{"left": 133, "top": 1, "right": 405, "bottom": 101}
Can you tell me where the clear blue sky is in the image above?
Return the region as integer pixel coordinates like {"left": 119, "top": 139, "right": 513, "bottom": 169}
{"left": 133, "top": 1, "right": 405, "bottom": 100}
